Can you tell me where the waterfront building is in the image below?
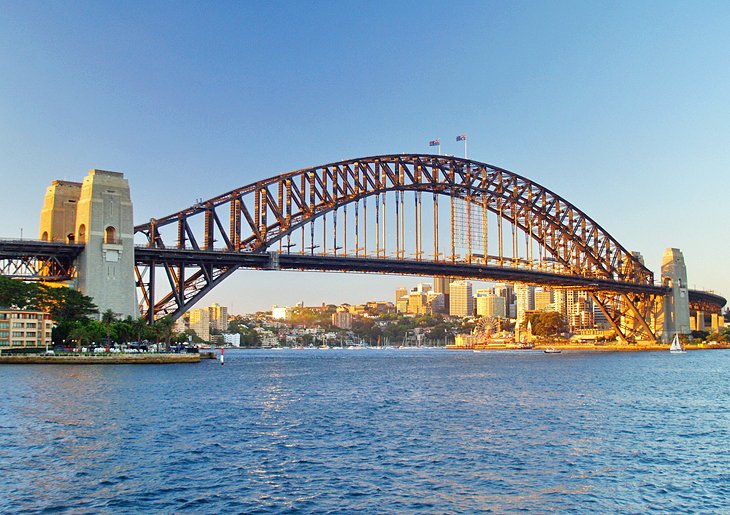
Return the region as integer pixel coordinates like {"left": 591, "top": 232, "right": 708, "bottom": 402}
{"left": 208, "top": 303, "right": 229, "bottom": 332}
{"left": 449, "top": 281, "right": 474, "bottom": 317}
{"left": 222, "top": 333, "right": 241, "bottom": 347}
{"left": 0, "top": 308, "right": 53, "bottom": 349}
{"left": 188, "top": 308, "right": 211, "bottom": 342}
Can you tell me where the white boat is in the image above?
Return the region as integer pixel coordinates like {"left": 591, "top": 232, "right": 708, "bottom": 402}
{"left": 543, "top": 347, "right": 562, "bottom": 354}
{"left": 669, "top": 334, "right": 686, "bottom": 354}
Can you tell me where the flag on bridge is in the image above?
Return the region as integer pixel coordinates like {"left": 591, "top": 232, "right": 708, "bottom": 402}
{"left": 429, "top": 139, "right": 440, "bottom": 146}
{"left": 456, "top": 134, "right": 467, "bottom": 141}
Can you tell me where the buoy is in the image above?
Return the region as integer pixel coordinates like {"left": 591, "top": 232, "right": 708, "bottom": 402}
{"left": 220, "top": 347, "right": 225, "bottom": 365}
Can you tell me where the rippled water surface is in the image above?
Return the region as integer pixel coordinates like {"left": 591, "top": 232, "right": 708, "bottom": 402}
{"left": 2, "top": 348, "right": 730, "bottom": 513}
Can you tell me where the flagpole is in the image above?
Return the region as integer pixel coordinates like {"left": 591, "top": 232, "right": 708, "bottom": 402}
{"left": 464, "top": 138, "right": 467, "bottom": 159}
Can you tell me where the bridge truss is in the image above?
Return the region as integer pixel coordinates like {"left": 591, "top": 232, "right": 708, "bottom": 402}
{"left": 134, "top": 154, "right": 668, "bottom": 341}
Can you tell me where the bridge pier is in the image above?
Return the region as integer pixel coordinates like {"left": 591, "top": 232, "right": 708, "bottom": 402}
{"left": 40, "top": 170, "right": 138, "bottom": 320}
{"left": 660, "top": 248, "right": 691, "bottom": 342}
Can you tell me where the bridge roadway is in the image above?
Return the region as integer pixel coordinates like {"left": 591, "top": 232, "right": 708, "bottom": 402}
{"left": 0, "top": 240, "right": 725, "bottom": 310}
{"left": 135, "top": 246, "right": 670, "bottom": 296}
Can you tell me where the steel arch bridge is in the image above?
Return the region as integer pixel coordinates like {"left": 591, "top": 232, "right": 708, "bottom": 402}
{"left": 134, "top": 154, "right": 670, "bottom": 341}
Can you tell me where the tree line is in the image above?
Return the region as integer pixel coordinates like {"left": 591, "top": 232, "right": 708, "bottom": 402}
{"left": 0, "top": 276, "right": 180, "bottom": 348}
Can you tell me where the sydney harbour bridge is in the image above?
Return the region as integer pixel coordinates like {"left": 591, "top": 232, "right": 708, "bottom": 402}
{"left": 0, "top": 154, "right": 725, "bottom": 343}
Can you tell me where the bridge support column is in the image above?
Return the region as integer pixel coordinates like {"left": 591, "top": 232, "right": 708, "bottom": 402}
{"left": 43, "top": 170, "right": 139, "bottom": 320}
{"left": 660, "top": 248, "right": 691, "bottom": 342}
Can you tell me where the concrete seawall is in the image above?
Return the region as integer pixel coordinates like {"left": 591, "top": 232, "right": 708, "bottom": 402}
{"left": 0, "top": 353, "right": 201, "bottom": 364}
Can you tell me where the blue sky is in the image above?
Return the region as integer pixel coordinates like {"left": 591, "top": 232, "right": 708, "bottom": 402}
{"left": 1, "top": 1, "right": 729, "bottom": 313}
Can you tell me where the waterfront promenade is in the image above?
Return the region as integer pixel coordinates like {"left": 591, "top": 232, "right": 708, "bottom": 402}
{"left": 0, "top": 353, "right": 202, "bottom": 364}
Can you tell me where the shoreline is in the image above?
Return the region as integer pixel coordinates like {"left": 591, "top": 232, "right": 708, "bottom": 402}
{"left": 0, "top": 353, "right": 202, "bottom": 364}
{"left": 448, "top": 342, "right": 730, "bottom": 352}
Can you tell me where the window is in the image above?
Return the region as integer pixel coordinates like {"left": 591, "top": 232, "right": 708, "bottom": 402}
{"left": 0, "top": 322, "right": 8, "bottom": 329}
{"left": 12, "top": 332, "right": 23, "bottom": 337}
{"left": 78, "top": 224, "right": 86, "bottom": 244}
{"left": 41, "top": 231, "right": 49, "bottom": 241}
{"left": 26, "top": 323, "right": 36, "bottom": 328}
{"left": 26, "top": 332, "right": 36, "bottom": 337}
{"left": 0, "top": 331, "right": 8, "bottom": 338}
{"left": 12, "top": 322, "right": 23, "bottom": 328}
{"left": 104, "top": 226, "right": 118, "bottom": 244}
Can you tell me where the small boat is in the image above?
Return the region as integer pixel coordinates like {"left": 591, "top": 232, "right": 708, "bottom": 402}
{"left": 543, "top": 347, "right": 561, "bottom": 354}
{"left": 669, "top": 334, "right": 686, "bottom": 354}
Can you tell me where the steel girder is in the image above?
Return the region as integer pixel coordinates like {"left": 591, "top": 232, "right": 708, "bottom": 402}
{"left": 0, "top": 240, "right": 82, "bottom": 281}
{"left": 133, "top": 154, "right": 658, "bottom": 329}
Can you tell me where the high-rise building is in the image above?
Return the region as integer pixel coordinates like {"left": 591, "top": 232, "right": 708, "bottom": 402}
{"left": 434, "top": 277, "right": 451, "bottom": 312}
{"left": 553, "top": 290, "right": 568, "bottom": 317}
{"left": 476, "top": 294, "right": 507, "bottom": 318}
{"left": 534, "top": 289, "right": 553, "bottom": 311}
{"left": 449, "top": 281, "right": 474, "bottom": 317}
{"left": 188, "top": 308, "right": 211, "bottom": 342}
{"left": 515, "top": 283, "right": 535, "bottom": 325}
{"left": 407, "top": 292, "right": 428, "bottom": 314}
{"left": 426, "top": 292, "right": 445, "bottom": 313}
{"left": 433, "top": 277, "right": 450, "bottom": 295}
{"left": 208, "top": 303, "right": 229, "bottom": 332}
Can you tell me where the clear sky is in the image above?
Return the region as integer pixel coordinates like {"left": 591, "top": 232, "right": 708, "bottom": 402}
{"left": 2, "top": 1, "right": 729, "bottom": 314}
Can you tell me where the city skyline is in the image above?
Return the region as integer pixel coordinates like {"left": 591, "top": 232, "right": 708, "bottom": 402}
{"left": 2, "top": 2, "right": 729, "bottom": 313}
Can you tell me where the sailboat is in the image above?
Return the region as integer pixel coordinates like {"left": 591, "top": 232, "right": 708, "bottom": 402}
{"left": 669, "top": 334, "right": 686, "bottom": 354}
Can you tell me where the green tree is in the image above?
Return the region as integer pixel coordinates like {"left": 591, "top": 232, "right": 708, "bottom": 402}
{"left": 101, "top": 309, "right": 119, "bottom": 344}
{"left": 527, "top": 311, "right": 567, "bottom": 337}
{"left": 152, "top": 316, "right": 176, "bottom": 351}
{"left": 0, "top": 276, "right": 36, "bottom": 308}
{"left": 35, "top": 285, "right": 98, "bottom": 321}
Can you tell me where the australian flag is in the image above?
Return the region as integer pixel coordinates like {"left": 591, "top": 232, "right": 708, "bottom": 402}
{"left": 456, "top": 134, "right": 467, "bottom": 141}
{"left": 429, "top": 139, "right": 440, "bottom": 146}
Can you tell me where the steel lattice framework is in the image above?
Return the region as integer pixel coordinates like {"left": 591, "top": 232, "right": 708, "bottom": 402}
{"left": 134, "top": 154, "right": 668, "bottom": 341}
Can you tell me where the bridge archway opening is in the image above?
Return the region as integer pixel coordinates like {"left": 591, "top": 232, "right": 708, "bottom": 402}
{"left": 78, "top": 224, "right": 86, "bottom": 244}
{"left": 41, "top": 231, "right": 48, "bottom": 241}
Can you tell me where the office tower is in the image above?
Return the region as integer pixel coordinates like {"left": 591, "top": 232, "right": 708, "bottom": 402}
{"left": 534, "top": 289, "right": 553, "bottom": 311}
{"left": 208, "top": 303, "right": 229, "bottom": 332}
{"left": 476, "top": 294, "right": 507, "bottom": 318}
{"left": 515, "top": 283, "right": 535, "bottom": 325}
{"left": 449, "top": 281, "right": 474, "bottom": 317}
{"left": 188, "top": 308, "right": 211, "bottom": 342}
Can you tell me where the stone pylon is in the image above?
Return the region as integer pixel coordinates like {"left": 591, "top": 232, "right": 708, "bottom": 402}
{"left": 660, "top": 248, "right": 691, "bottom": 342}
{"left": 40, "top": 170, "right": 138, "bottom": 319}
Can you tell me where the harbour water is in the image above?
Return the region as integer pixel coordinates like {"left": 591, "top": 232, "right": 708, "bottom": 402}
{"left": 2, "top": 348, "right": 729, "bottom": 512}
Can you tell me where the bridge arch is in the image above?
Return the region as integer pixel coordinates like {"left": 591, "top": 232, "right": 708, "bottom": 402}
{"left": 134, "top": 154, "right": 658, "bottom": 340}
